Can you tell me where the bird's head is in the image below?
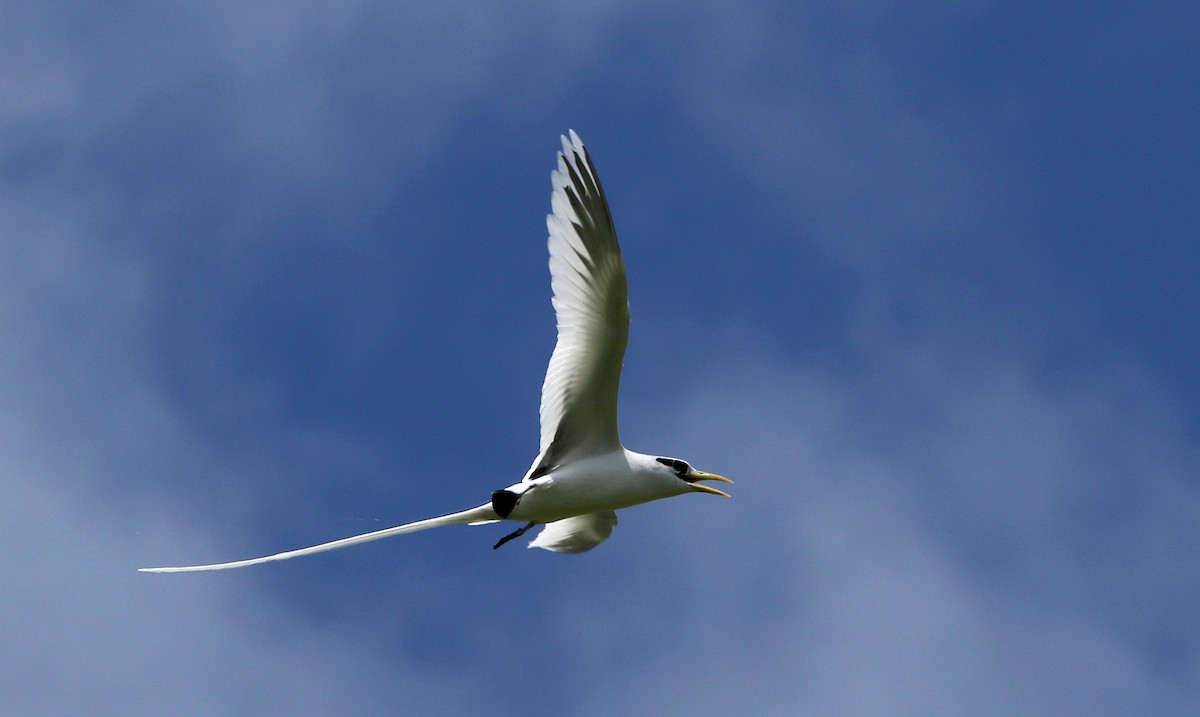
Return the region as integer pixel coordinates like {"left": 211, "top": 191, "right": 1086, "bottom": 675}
{"left": 654, "top": 456, "right": 733, "bottom": 497}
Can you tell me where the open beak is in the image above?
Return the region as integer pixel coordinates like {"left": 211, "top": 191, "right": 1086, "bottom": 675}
{"left": 687, "top": 470, "right": 734, "bottom": 498}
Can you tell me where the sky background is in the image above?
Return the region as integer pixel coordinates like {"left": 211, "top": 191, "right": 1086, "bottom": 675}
{"left": 2, "top": 2, "right": 1198, "bottom": 715}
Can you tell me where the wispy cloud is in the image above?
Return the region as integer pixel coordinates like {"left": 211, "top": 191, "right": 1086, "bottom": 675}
{"left": 591, "top": 336, "right": 1200, "bottom": 714}
{"left": 2, "top": 2, "right": 1196, "bottom": 715}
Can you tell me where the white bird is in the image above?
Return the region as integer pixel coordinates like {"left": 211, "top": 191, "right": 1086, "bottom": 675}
{"left": 140, "top": 130, "right": 731, "bottom": 573}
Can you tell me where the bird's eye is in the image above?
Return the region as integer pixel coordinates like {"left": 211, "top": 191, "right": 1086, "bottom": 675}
{"left": 656, "top": 457, "right": 689, "bottom": 475}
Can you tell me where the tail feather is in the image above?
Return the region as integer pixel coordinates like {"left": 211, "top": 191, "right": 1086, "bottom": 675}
{"left": 139, "top": 503, "right": 497, "bottom": 573}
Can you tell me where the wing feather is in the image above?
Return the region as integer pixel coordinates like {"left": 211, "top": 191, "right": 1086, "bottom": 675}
{"left": 538, "top": 130, "right": 629, "bottom": 457}
{"left": 527, "top": 511, "right": 618, "bottom": 553}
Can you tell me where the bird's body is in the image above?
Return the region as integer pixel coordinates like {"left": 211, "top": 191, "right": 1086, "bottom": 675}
{"left": 507, "top": 450, "right": 693, "bottom": 523}
{"left": 141, "top": 131, "right": 730, "bottom": 573}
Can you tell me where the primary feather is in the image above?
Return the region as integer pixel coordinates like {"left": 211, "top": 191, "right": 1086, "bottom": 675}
{"left": 538, "top": 130, "right": 629, "bottom": 458}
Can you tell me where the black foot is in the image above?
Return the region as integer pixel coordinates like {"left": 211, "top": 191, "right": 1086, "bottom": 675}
{"left": 493, "top": 521, "right": 536, "bottom": 550}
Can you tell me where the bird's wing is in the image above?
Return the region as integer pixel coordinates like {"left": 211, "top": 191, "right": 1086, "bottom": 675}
{"left": 527, "top": 510, "right": 618, "bottom": 553}
{"left": 139, "top": 503, "right": 496, "bottom": 573}
{"left": 539, "top": 130, "right": 629, "bottom": 458}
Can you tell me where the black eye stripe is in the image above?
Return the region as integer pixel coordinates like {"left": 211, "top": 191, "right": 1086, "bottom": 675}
{"left": 656, "top": 457, "right": 689, "bottom": 474}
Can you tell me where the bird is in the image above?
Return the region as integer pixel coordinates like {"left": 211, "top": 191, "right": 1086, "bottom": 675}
{"left": 140, "top": 130, "right": 731, "bottom": 573}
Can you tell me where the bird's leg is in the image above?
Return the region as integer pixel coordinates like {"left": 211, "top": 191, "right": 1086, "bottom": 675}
{"left": 493, "top": 522, "right": 536, "bottom": 550}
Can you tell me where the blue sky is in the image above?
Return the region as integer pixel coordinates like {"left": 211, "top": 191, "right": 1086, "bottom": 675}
{"left": 3, "top": 2, "right": 1198, "bottom": 714}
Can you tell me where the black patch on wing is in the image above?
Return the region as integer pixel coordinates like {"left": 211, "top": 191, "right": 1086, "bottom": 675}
{"left": 491, "top": 490, "right": 520, "bottom": 518}
{"left": 526, "top": 435, "right": 564, "bottom": 482}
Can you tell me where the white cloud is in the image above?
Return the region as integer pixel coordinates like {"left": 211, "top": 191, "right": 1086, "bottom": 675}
{"left": 0, "top": 469, "right": 483, "bottom": 716}
{"left": 0, "top": 199, "right": 494, "bottom": 714}
{"left": 0, "top": 5, "right": 653, "bottom": 714}
{"left": 569, "top": 336, "right": 1200, "bottom": 715}
{"left": 2, "top": 3, "right": 1195, "bottom": 715}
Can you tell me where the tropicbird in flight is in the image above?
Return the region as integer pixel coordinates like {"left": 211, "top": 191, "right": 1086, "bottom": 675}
{"left": 141, "top": 130, "right": 731, "bottom": 572}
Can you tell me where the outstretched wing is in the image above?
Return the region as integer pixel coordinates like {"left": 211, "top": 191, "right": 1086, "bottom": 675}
{"left": 538, "top": 130, "right": 629, "bottom": 458}
{"left": 527, "top": 511, "right": 618, "bottom": 553}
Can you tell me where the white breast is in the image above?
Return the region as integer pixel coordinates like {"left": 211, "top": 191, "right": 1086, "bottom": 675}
{"left": 507, "top": 450, "right": 686, "bottom": 523}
